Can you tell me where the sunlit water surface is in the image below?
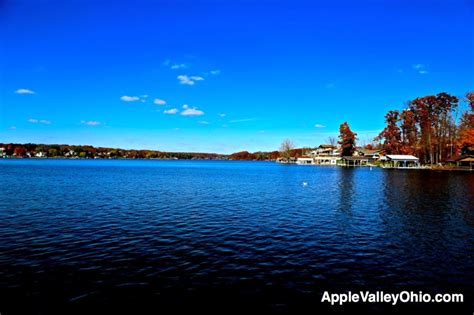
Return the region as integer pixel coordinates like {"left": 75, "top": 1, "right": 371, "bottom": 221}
{"left": 0, "top": 159, "right": 473, "bottom": 313}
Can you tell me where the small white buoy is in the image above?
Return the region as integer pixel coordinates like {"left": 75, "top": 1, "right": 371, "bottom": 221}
{"left": 302, "top": 181, "right": 308, "bottom": 187}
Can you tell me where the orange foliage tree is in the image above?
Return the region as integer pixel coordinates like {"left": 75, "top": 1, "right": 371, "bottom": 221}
{"left": 458, "top": 92, "right": 474, "bottom": 154}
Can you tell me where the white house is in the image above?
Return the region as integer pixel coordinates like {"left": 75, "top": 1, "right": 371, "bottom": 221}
{"left": 308, "top": 144, "right": 340, "bottom": 165}
{"left": 354, "top": 148, "right": 382, "bottom": 163}
{"left": 35, "top": 151, "right": 46, "bottom": 158}
{"left": 64, "top": 150, "right": 75, "bottom": 157}
{"left": 309, "top": 144, "right": 338, "bottom": 157}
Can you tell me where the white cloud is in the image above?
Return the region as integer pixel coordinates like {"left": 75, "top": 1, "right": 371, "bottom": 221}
{"left": 164, "top": 59, "right": 188, "bottom": 70}
{"left": 182, "top": 104, "right": 189, "bottom": 109}
{"left": 120, "top": 95, "right": 140, "bottom": 102}
{"left": 171, "top": 63, "right": 186, "bottom": 69}
{"left": 198, "top": 120, "right": 209, "bottom": 125}
{"left": 177, "top": 75, "right": 195, "bottom": 85}
{"left": 164, "top": 108, "right": 178, "bottom": 114}
{"left": 15, "top": 88, "right": 35, "bottom": 94}
{"left": 81, "top": 120, "right": 101, "bottom": 126}
{"left": 218, "top": 113, "right": 226, "bottom": 117}
{"left": 181, "top": 107, "right": 204, "bottom": 116}
{"left": 210, "top": 70, "right": 221, "bottom": 75}
{"left": 315, "top": 124, "right": 326, "bottom": 128}
{"left": 190, "top": 75, "right": 204, "bottom": 81}
{"left": 413, "top": 64, "right": 428, "bottom": 74}
{"left": 28, "top": 118, "right": 51, "bottom": 124}
{"left": 177, "top": 74, "right": 204, "bottom": 85}
{"left": 154, "top": 98, "right": 166, "bottom": 105}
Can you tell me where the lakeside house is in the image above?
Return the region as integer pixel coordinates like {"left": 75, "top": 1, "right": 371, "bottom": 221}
{"left": 35, "top": 151, "right": 47, "bottom": 158}
{"left": 310, "top": 144, "right": 339, "bottom": 156}
{"left": 287, "top": 143, "right": 427, "bottom": 170}
{"left": 310, "top": 144, "right": 341, "bottom": 165}
{"left": 354, "top": 148, "right": 382, "bottom": 164}
{"left": 294, "top": 144, "right": 341, "bottom": 165}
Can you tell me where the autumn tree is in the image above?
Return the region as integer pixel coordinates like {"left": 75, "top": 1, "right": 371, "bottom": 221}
{"left": 279, "top": 139, "right": 295, "bottom": 159}
{"left": 458, "top": 91, "right": 474, "bottom": 154}
{"left": 432, "top": 92, "right": 458, "bottom": 162}
{"left": 229, "top": 151, "right": 253, "bottom": 160}
{"left": 13, "top": 145, "right": 27, "bottom": 157}
{"left": 375, "top": 92, "right": 459, "bottom": 164}
{"left": 407, "top": 93, "right": 458, "bottom": 163}
{"left": 374, "top": 110, "right": 402, "bottom": 154}
{"left": 399, "top": 109, "right": 417, "bottom": 154}
{"left": 408, "top": 95, "right": 437, "bottom": 163}
{"left": 338, "top": 122, "right": 357, "bottom": 156}
{"left": 268, "top": 151, "right": 281, "bottom": 160}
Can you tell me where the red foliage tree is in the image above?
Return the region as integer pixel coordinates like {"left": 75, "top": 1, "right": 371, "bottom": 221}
{"left": 13, "top": 145, "right": 27, "bottom": 157}
{"left": 338, "top": 122, "right": 357, "bottom": 156}
{"left": 374, "top": 110, "right": 402, "bottom": 154}
{"left": 376, "top": 92, "right": 459, "bottom": 164}
{"left": 399, "top": 109, "right": 417, "bottom": 154}
{"left": 229, "top": 151, "right": 255, "bottom": 160}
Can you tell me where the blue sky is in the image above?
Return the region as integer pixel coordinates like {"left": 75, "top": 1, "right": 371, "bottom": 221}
{"left": 1, "top": 0, "right": 473, "bottom": 153}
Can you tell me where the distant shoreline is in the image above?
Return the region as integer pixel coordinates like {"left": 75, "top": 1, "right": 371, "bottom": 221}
{"left": 1, "top": 156, "right": 472, "bottom": 172}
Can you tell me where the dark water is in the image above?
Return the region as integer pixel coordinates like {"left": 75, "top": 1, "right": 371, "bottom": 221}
{"left": 0, "top": 159, "right": 473, "bottom": 314}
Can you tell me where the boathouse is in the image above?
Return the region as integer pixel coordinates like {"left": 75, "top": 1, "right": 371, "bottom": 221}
{"left": 450, "top": 155, "right": 474, "bottom": 170}
{"left": 296, "top": 157, "right": 313, "bottom": 165}
{"left": 382, "top": 155, "right": 419, "bottom": 168}
{"left": 340, "top": 156, "right": 369, "bottom": 166}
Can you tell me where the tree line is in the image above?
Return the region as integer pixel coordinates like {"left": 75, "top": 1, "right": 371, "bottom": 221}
{"left": 374, "top": 91, "right": 473, "bottom": 164}
{"left": 0, "top": 143, "right": 226, "bottom": 160}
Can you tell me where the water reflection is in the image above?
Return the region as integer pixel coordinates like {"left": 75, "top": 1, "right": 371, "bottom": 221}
{"left": 336, "top": 168, "right": 355, "bottom": 214}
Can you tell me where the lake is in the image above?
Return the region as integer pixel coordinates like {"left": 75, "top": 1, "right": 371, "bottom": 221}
{"left": 0, "top": 159, "right": 473, "bottom": 314}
